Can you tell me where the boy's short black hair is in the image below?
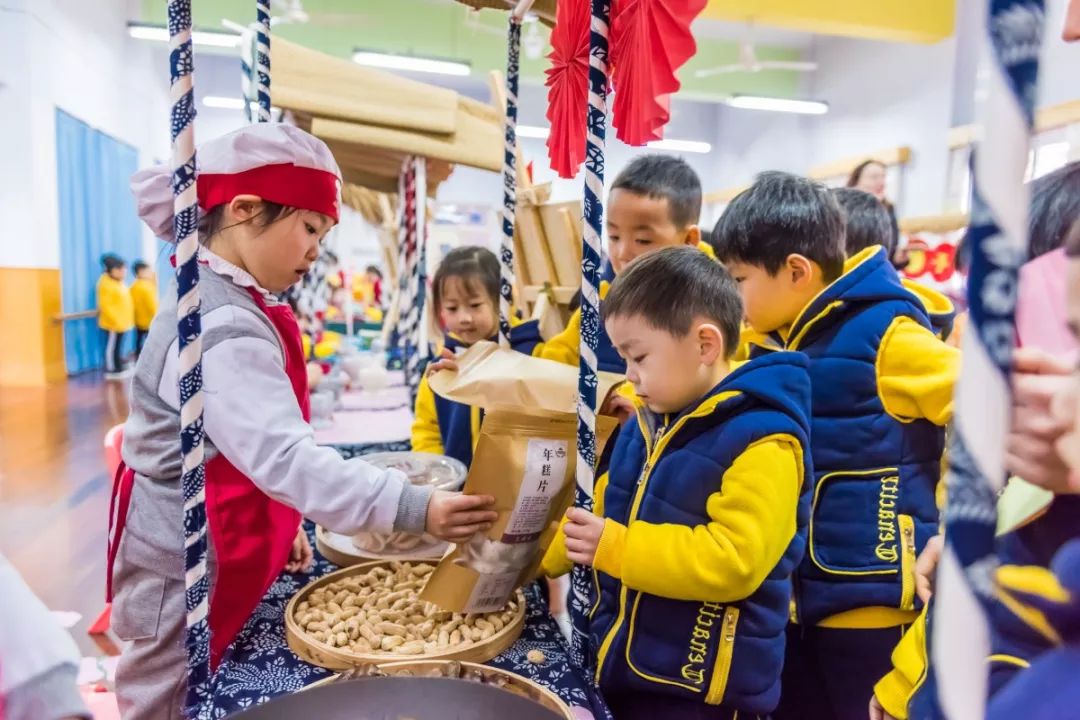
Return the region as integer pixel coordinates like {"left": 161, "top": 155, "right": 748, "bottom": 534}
{"left": 611, "top": 154, "right": 702, "bottom": 229}
{"left": 1029, "top": 160, "right": 1080, "bottom": 260}
{"left": 602, "top": 247, "right": 742, "bottom": 360}
{"left": 961, "top": 160, "right": 1080, "bottom": 264}
{"left": 710, "top": 171, "right": 846, "bottom": 282}
{"left": 102, "top": 254, "right": 126, "bottom": 272}
{"left": 831, "top": 188, "right": 895, "bottom": 257}
{"left": 1066, "top": 218, "right": 1080, "bottom": 259}
{"left": 133, "top": 260, "right": 150, "bottom": 273}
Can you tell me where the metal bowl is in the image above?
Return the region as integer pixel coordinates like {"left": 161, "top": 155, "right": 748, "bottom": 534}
{"left": 362, "top": 452, "right": 467, "bottom": 492}
{"left": 350, "top": 452, "right": 468, "bottom": 555}
{"left": 229, "top": 676, "right": 564, "bottom": 720}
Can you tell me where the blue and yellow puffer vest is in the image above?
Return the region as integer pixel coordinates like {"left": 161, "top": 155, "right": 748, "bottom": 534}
{"left": 988, "top": 536, "right": 1080, "bottom": 720}
{"left": 988, "top": 493, "right": 1080, "bottom": 695}
{"left": 901, "top": 277, "right": 956, "bottom": 340}
{"left": 590, "top": 351, "right": 813, "bottom": 714}
{"left": 432, "top": 319, "right": 544, "bottom": 466}
{"left": 784, "top": 246, "right": 944, "bottom": 626}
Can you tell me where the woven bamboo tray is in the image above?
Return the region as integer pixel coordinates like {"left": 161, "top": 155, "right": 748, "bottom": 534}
{"left": 285, "top": 561, "right": 525, "bottom": 670}
{"left": 304, "top": 660, "right": 573, "bottom": 719}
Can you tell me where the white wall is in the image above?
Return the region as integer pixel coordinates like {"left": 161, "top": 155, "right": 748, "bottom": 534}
{"left": 793, "top": 0, "right": 1080, "bottom": 218}
{"left": 710, "top": 108, "right": 811, "bottom": 189}
{"left": 1038, "top": 0, "right": 1080, "bottom": 108}
{"left": 803, "top": 36, "right": 959, "bottom": 216}
{"left": 0, "top": 0, "right": 171, "bottom": 270}
{"left": 0, "top": 2, "right": 37, "bottom": 266}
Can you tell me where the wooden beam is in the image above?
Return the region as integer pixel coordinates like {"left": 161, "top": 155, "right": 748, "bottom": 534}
{"left": 898, "top": 213, "right": 969, "bottom": 234}
{"left": 707, "top": 146, "right": 913, "bottom": 204}
{"left": 948, "top": 98, "right": 1080, "bottom": 150}
{"left": 948, "top": 124, "right": 978, "bottom": 150}
{"left": 1036, "top": 98, "right": 1080, "bottom": 132}
{"left": 808, "top": 146, "right": 912, "bottom": 181}
{"left": 523, "top": 285, "right": 579, "bottom": 304}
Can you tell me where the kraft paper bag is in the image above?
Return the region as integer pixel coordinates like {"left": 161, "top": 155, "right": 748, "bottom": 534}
{"left": 427, "top": 340, "right": 625, "bottom": 414}
{"left": 421, "top": 407, "right": 618, "bottom": 614}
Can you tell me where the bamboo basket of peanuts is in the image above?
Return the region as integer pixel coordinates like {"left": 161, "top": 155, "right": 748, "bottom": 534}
{"left": 286, "top": 560, "right": 526, "bottom": 668}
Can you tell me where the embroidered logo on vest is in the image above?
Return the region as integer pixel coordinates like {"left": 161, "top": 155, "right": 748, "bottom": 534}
{"left": 876, "top": 475, "right": 900, "bottom": 563}
{"left": 681, "top": 601, "right": 724, "bottom": 685}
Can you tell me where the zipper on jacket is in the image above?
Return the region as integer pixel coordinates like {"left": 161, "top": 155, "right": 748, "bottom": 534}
{"left": 899, "top": 515, "right": 917, "bottom": 610}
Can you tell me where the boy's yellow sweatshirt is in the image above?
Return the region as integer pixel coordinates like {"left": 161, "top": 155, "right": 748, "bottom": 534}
{"left": 97, "top": 274, "right": 134, "bottom": 333}
{"left": 776, "top": 246, "right": 959, "bottom": 629}
{"left": 873, "top": 479, "right": 1063, "bottom": 718}
{"left": 131, "top": 277, "right": 158, "bottom": 331}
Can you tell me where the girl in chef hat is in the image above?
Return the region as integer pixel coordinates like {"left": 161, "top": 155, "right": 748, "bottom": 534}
{"left": 110, "top": 122, "right": 497, "bottom": 720}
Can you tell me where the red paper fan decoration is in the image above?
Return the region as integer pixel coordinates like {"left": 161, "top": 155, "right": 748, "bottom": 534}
{"left": 610, "top": 0, "right": 707, "bottom": 146}
{"left": 544, "top": 0, "right": 591, "bottom": 179}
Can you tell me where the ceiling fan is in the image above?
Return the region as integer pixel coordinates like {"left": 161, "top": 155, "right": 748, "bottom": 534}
{"left": 695, "top": 27, "right": 817, "bottom": 78}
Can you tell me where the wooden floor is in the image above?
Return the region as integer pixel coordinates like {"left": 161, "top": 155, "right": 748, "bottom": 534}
{"left": 0, "top": 373, "right": 129, "bottom": 655}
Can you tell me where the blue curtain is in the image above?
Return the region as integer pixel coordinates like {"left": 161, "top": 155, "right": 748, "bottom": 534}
{"left": 56, "top": 109, "right": 144, "bottom": 374}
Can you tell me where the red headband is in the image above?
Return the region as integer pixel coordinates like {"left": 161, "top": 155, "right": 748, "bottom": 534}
{"left": 198, "top": 163, "right": 340, "bottom": 223}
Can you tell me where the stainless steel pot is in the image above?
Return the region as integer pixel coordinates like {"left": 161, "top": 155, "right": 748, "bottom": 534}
{"left": 228, "top": 676, "right": 565, "bottom": 720}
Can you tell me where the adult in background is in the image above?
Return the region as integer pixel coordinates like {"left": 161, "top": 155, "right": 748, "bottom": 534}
{"left": 847, "top": 160, "right": 904, "bottom": 269}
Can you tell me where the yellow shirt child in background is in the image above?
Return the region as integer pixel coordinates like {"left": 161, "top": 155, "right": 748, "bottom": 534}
{"left": 97, "top": 254, "right": 134, "bottom": 378}
{"left": 411, "top": 246, "right": 544, "bottom": 466}
{"left": 130, "top": 260, "right": 158, "bottom": 359}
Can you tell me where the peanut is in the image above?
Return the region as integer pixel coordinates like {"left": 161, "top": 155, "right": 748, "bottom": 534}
{"left": 297, "top": 564, "right": 522, "bottom": 657}
{"left": 381, "top": 635, "right": 405, "bottom": 651}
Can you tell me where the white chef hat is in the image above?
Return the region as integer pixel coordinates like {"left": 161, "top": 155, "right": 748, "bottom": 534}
{"left": 130, "top": 122, "right": 342, "bottom": 242}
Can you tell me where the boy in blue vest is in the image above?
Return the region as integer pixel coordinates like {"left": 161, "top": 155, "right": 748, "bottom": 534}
{"left": 543, "top": 246, "right": 813, "bottom": 720}
{"left": 540, "top": 154, "right": 714, "bottom": 375}
{"left": 711, "top": 171, "right": 960, "bottom": 720}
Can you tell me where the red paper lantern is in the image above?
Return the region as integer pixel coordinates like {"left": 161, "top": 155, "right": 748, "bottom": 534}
{"left": 609, "top": 0, "right": 707, "bottom": 146}
{"left": 545, "top": 0, "right": 591, "bottom": 178}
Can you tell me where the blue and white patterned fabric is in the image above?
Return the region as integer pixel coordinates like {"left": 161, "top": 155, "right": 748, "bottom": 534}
{"left": 206, "top": 521, "right": 612, "bottom": 718}
{"left": 931, "top": 2, "right": 1045, "bottom": 718}
{"left": 399, "top": 158, "right": 429, "bottom": 405}
{"left": 567, "top": 0, "right": 611, "bottom": 696}
{"left": 166, "top": 1, "right": 212, "bottom": 718}
{"left": 254, "top": 0, "right": 271, "bottom": 122}
{"left": 498, "top": 19, "right": 521, "bottom": 348}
